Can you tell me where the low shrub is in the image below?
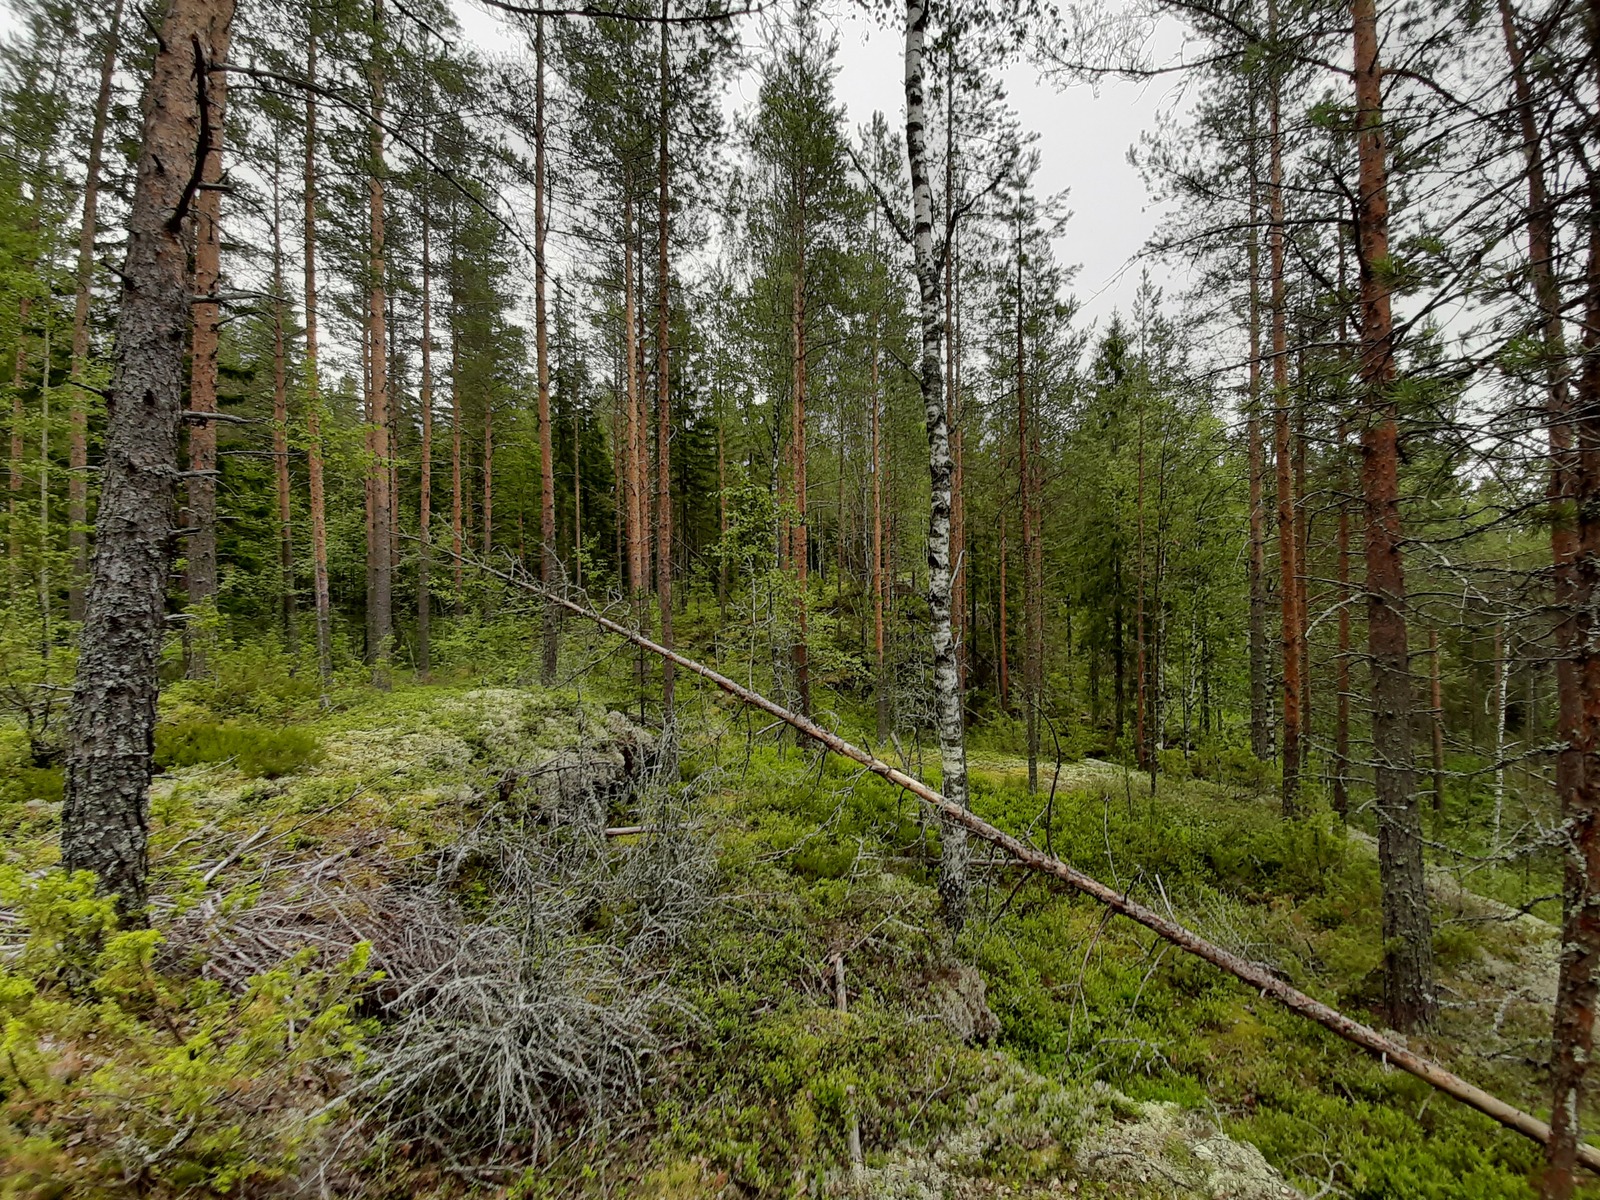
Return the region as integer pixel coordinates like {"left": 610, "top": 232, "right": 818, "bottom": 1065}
{"left": 155, "top": 719, "right": 323, "bottom": 779}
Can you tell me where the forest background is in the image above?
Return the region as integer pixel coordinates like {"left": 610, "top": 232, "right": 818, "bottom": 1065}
{"left": 2, "top": 0, "right": 1599, "bottom": 1193}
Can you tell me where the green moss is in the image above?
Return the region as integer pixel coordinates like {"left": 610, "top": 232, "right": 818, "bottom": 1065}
{"left": 155, "top": 719, "right": 323, "bottom": 779}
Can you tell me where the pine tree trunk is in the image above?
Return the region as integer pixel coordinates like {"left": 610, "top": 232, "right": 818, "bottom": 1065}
{"left": 1496, "top": 0, "right": 1597, "bottom": 1184}
{"left": 9, "top": 299, "right": 27, "bottom": 571}
{"left": 536, "top": 16, "right": 558, "bottom": 684}
{"left": 1016, "top": 212, "right": 1038, "bottom": 790}
{"left": 364, "top": 11, "right": 392, "bottom": 673}
{"left": 1136, "top": 387, "right": 1147, "bottom": 773}
{"left": 417, "top": 128, "right": 433, "bottom": 676}
{"left": 1548, "top": 144, "right": 1599, "bottom": 1196}
{"left": 1429, "top": 628, "right": 1445, "bottom": 813}
{"left": 1247, "top": 150, "right": 1271, "bottom": 762}
{"left": 304, "top": 31, "right": 331, "bottom": 691}
{"left": 64, "top": 0, "right": 236, "bottom": 919}
{"left": 482, "top": 403, "right": 493, "bottom": 560}
{"left": 270, "top": 150, "right": 294, "bottom": 650}
{"left": 903, "top": 0, "right": 969, "bottom": 934}
{"left": 872, "top": 305, "right": 888, "bottom": 744}
{"left": 623, "top": 192, "right": 642, "bottom": 605}
{"left": 67, "top": 0, "right": 124, "bottom": 622}
{"left": 1335, "top": 502, "right": 1351, "bottom": 815}
{"left": 450, "top": 236, "right": 464, "bottom": 610}
{"left": 185, "top": 50, "right": 227, "bottom": 677}
{"left": 998, "top": 520, "right": 1009, "bottom": 711}
{"left": 1353, "top": 0, "right": 1434, "bottom": 1031}
{"left": 1296, "top": 398, "right": 1310, "bottom": 758}
{"left": 717, "top": 406, "right": 728, "bottom": 616}
{"left": 791, "top": 221, "right": 811, "bottom": 717}
{"left": 1548, "top": 151, "right": 1600, "bottom": 1191}
{"left": 1268, "top": 2, "right": 1301, "bottom": 813}
{"left": 655, "top": 10, "right": 675, "bottom": 726}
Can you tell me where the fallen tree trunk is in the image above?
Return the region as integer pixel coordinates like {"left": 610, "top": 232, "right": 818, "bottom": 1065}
{"left": 461, "top": 550, "right": 1598, "bottom": 1173}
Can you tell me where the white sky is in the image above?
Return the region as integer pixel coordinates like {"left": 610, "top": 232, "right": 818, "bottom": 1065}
{"left": 454, "top": 0, "right": 1193, "bottom": 333}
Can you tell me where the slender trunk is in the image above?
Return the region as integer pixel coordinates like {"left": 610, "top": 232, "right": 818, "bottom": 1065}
{"left": 270, "top": 149, "right": 293, "bottom": 649}
{"left": 37, "top": 320, "right": 50, "bottom": 655}
{"left": 1493, "top": 622, "right": 1510, "bottom": 834}
{"left": 482, "top": 403, "right": 493, "bottom": 559}
{"left": 417, "top": 128, "right": 433, "bottom": 676}
{"left": 64, "top": 0, "right": 237, "bottom": 919}
{"left": 1549, "top": 157, "right": 1600, "bottom": 1193}
{"left": 1427, "top": 628, "right": 1444, "bottom": 813}
{"left": 9, "top": 299, "right": 28, "bottom": 571}
{"left": 1248, "top": 150, "right": 1271, "bottom": 761}
{"left": 1548, "top": 156, "right": 1600, "bottom": 1193}
{"left": 1354, "top": 0, "right": 1434, "bottom": 1031}
{"left": 1136, "top": 383, "right": 1147, "bottom": 773}
{"left": 623, "top": 192, "right": 642, "bottom": 603}
{"left": 450, "top": 229, "right": 464, "bottom": 608}
{"left": 904, "top": 0, "right": 969, "bottom": 933}
{"left": 1017, "top": 207, "right": 1038, "bottom": 790}
{"left": 304, "top": 32, "right": 331, "bottom": 690}
{"left": 1498, "top": 0, "right": 1594, "bottom": 1183}
{"left": 536, "top": 16, "right": 558, "bottom": 683}
{"left": 656, "top": 9, "right": 675, "bottom": 724}
{"left": 791, "top": 217, "right": 811, "bottom": 717}
{"left": 1296, "top": 394, "right": 1311, "bottom": 756}
{"left": 185, "top": 49, "right": 227, "bottom": 675}
{"left": 1336, "top": 502, "right": 1351, "bottom": 815}
{"left": 717, "top": 402, "right": 728, "bottom": 616}
{"left": 998, "top": 519, "right": 1009, "bottom": 711}
{"left": 1268, "top": 1, "right": 1301, "bottom": 813}
{"left": 366, "top": 7, "right": 392, "bottom": 675}
{"left": 67, "top": 0, "right": 124, "bottom": 620}
{"left": 872, "top": 296, "right": 888, "bottom": 744}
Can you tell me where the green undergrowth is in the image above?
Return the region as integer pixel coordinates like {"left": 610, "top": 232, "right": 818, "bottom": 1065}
{"left": 0, "top": 668, "right": 1592, "bottom": 1196}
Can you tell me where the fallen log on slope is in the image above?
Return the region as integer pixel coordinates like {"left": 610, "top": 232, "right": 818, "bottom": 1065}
{"left": 460, "top": 550, "right": 1598, "bottom": 1174}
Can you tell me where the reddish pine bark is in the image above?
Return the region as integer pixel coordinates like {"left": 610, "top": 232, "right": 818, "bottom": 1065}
{"left": 1353, "top": 0, "right": 1434, "bottom": 1031}
{"left": 67, "top": 0, "right": 124, "bottom": 620}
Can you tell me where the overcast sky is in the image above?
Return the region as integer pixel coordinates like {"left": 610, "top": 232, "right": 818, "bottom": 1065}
{"left": 454, "top": 0, "right": 1195, "bottom": 334}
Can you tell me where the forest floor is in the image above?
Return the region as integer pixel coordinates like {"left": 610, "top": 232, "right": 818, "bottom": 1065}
{"left": 0, "top": 660, "right": 1590, "bottom": 1199}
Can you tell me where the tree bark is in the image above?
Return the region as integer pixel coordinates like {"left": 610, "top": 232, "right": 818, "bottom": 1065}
{"left": 64, "top": 0, "right": 237, "bottom": 918}
{"left": 536, "top": 16, "right": 559, "bottom": 685}
{"left": 1017, "top": 203, "right": 1039, "bottom": 791}
{"left": 1495, "top": 0, "right": 1599, "bottom": 1186}
{"left": 623, "top": 190, "right": 643, "bottom": 605}
{"left": 365, "top": 6, "right": 392, "bottom": 675}
{"left": 9, "top": 299, "right": 28, "bottom": 571}
{"left": 1247, "top": 140, "right": 1271, "bottom": 761}
{"left": 791, "top": 214, "right": 811, "bottom": 717}
{"left": 304, "top": 31, "right": 331, "bottom": 691}
{"left": 450, "top": 217, "right": 464, "bottom": 609}
{"left": 1427, "top": 628, "right": 1444, "bottom": 813}
{"left": 1335, "top": 502, "right": 1351, "bottom": 815}
{"left": 1353, "top": 0, "right": 1434, "bottom": 1031}
{"left": 655, "top": 8, "right": 675, "bottom": 725}
{"left": 1267, "top": 0, "right": 1301, "bottom": 813}
{"left": 872, "top": 287, "right": 888, "bottom": 744}
{"left": 67, "top": 0, "right": 125, "bottom": 621}
{"left": 903, "top": 0, "right": 969, "bottom": 933}
{"left": 270, "top": 145, "right": 294, "bottom": 650}
{"left": 417, "top": 107, "right": 434, "bottom": 677}
{"left": 1547, "top": 0, "right": 1600, "bottom": 1171}
{"left": 184, "top": 44, "right": 227, "bottom": 676}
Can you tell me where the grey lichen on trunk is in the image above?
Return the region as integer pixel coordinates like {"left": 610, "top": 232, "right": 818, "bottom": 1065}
{"left": 63, "top": 0, "right": 237, "bottom": 920}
